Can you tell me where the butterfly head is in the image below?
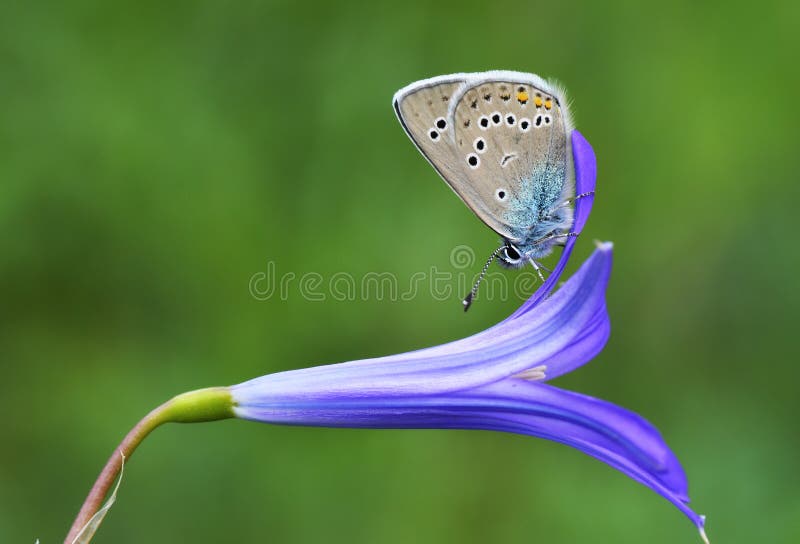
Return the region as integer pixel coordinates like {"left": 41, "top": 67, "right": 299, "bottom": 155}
{"left": 497, "top": 237, "right": 563, "bottom": 268}
{"left": 496, "top": 239, "right": 556, "bottom": 269}
{"left": 497, "top": 232, "right": 564, "bottom": 269}
{"left": 497, "top": 243, "right": 526, "bottom": 268}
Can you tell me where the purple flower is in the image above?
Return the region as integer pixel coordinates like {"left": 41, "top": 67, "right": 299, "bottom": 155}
{"left": 231, "top": 131, "right": 707, "bottom": 541}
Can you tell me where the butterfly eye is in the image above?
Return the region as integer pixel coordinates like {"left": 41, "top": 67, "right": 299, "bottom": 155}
{"left": 435, "top": 117, "right": 447, "bottom": 130}
{"left": 500, "top": 244, "right": 523, "bottom": 265}
{"left": 478, "top": 116, "right": 490, "bottom": 130}
{"left": 519, "top": 118, "right": 531, "bottom": 132}
{"left": 473, "top": 137, "right": 487, "bottom": 154}
{"left": 466, "top": 153, "right": 480, "bottom": 169}
{"left": 505, "top": 114, "right": 516, "bottom": 126}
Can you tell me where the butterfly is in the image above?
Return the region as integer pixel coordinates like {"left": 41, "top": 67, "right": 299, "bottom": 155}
{"left": 393, "top": 71, "right": 594, "bottom": 310}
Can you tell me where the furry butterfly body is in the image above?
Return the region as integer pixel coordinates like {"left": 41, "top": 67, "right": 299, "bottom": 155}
{"left": 393, "top": 71, "right": 579, "bottom": 270}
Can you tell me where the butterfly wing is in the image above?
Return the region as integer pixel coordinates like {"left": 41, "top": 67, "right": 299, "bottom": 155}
{"left": 394, "top": 71, "right": 574, "bottom": 243}
{"left": 393, "top": 75, "right": 509, "bottom": 232}
{"left": 451, "top": 73, "right": 574, "bottom": 242}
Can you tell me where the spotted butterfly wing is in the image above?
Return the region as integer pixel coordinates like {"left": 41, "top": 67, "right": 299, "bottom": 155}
{"left": 393, "top": 71, "right": 574, "bottom": 245}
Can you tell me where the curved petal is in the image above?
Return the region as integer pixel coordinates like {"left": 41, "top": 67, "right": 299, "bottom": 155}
{"left": 571, "top": 130, "right": 597, "bottom": 234}
{"left": 233, "top": 244, "right": 611, "bottom": 402}
{"left": 539, "top": 302, "right": 610, "bottom": 380}
{"left": 234, "top": 379, "right": 704, "bottom": 535}
{"left": 231, "top": 238, "right": 706, "bottom": 537}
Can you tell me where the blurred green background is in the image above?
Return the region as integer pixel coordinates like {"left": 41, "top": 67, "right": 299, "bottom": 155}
{"left": 2, "top": 1, "right": 798, "bottom": 542}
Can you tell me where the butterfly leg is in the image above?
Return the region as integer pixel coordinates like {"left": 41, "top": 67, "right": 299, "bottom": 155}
{"left": 532, "top": 231, "right": 579, "bottom": 247}
{"left": 534, "top": 260, "right": 552, "bottom": 273}
{"left": 559, "top": 232, "right": 580, "bottom": 240}
{"left": 548, "top": 190, "right": 595, "bottom": 215}
{"left": 527, "top": 258, "right": 546, "bottom": 282}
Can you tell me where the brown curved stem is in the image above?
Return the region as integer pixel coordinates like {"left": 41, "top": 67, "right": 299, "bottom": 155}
{"left": 64, "top": 387, "right": 235, "bottom": 543}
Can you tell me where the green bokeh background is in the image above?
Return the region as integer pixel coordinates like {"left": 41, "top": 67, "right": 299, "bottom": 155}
{"left": 2, "top": 1, "right": 798, "bottom": 542}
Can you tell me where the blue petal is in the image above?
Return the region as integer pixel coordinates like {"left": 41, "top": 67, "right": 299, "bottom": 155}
{"left": 232, "top": 242, "right": 706, "bottom": 537}
{"left": 233, "top": 245, "right": 611, "bottom": 401}
{"left": 234, "top": 376, "right": 704, "bottom": 533}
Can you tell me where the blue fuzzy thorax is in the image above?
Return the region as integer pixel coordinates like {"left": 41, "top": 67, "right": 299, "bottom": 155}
{"left": 502, "top": 161, "right": 573, "bottom": 264}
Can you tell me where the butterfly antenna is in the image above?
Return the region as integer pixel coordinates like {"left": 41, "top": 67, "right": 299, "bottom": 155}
{"left": 462, "top": 245, "right": 505, "bottom": 312}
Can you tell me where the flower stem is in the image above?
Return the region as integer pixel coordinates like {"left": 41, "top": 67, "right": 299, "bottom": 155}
{"left": 64, "top": 387, "right": 235, "bottom": 544}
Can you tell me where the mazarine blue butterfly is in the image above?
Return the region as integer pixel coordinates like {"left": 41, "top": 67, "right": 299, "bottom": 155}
{"left": 393, "top": 71, "right": 593, "bottom": 309}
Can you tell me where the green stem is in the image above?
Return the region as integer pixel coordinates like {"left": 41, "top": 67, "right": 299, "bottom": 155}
{"left": 64, "top": 387, "right": 235, "bottom": 544}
